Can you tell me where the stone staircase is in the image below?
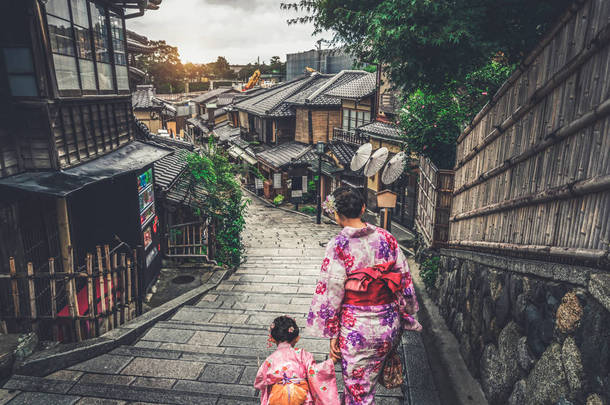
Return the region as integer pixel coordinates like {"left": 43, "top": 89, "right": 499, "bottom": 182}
{"left": 1, "top": 201, "right": 405, "bottom": 404}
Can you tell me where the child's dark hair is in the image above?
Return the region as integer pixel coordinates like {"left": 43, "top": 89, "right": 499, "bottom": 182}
{"left": 270, "top": 316, "right": 299, "bottom": 343}
{"left": 332, "top": 186, "right": 366, "bottom": 218}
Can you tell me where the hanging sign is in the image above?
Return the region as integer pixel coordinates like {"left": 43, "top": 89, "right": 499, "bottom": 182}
{"left": 139, "top": 185, "right": 154, "bottom": 213}
{"left": 292, "top": 190, "right": 303, "bottom": 198}
{"left": 137, "top": 168, "right": 153, "bottom": 192}
{"left": 140, "top": 204, "right": 155, "bottom": 227}
{"left": 302, "top": 176, "right": 308, "bottom": 192}
{"left": 255, "top": 178, "right": 263, "bottom": 189}
{"left": 273, "top": 173, "right": 282, "bottom": 189}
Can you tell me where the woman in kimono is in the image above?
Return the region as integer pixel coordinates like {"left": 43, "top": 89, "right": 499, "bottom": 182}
{"left": 255, "top": 315, "right": 340, "bottom": 405}
{"left": 307, "top": 187, "right": 422, "bottom": 404}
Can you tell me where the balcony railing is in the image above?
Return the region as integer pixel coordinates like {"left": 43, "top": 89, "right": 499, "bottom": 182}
{"left": 333, "top": 128, "right": 370, "bottom": 146}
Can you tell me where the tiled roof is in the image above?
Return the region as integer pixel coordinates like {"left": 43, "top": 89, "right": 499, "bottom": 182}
{"left": 212, "top": 123, "right": 240, "bottom": 142}
{"left": 132, "top": 85, "right": 176, "bottom": 115}
{"left": 192, "top": 88, "right": 234, "bottom": 104}
{"left": 235, "top": 75, "right": 322, "bottom": 117}
{"left": 256, "top": 142, "right": 310, "bottom": 168}
{"left": 325, "top": 72, "right": 376, "bottom": 99}
{"left": 357, "top": 120, "right": 403, "bottom": 141}
{"left": 154, "top": 148, "right": 192, "bottom": 190}
{"left": 202, "top": 107, "right": 227, "bottom": 122}
{"left": 286, "top": 71, "right": 372, "bottom": 106}
{"left": 287, "top": 146, "right": 342, "bottom": 176}
{"left": 132, "top": 85, "right": 158, "bottom": 109}
{"left": 284, "top": 75, "right": 333, "bottom": 105}
{"left": 165, "top": 172, "right": 208, "bottom": 208}
{"left": 186, "top": 117, "right": 210, "bottom": 133}
{"left": 328, "top": 140, "right": 358, "bottom": 167}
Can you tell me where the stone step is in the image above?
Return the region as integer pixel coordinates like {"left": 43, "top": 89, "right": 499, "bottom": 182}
{"left": 167, "top": 305, "right": 308, "bottom": 329}
{"left": 3, "top": 374, "right": 258, "bottom": 404}
{"left": 137, "top": 316, "right": 329, "bottom": 357}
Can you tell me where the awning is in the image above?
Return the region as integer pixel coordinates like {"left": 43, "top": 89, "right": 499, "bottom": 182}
{"left": 227, "top": 145, "right": 257, "bottom": 165}
{"left": 0, "top": 141, "right": 172, "bottom": 197}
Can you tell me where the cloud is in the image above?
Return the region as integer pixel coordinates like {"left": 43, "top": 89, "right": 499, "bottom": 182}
{"left": 127, "top": 0, "right": 328, "bottom": 64}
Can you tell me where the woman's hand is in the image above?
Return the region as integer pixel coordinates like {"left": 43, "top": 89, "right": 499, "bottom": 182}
{"left": 329, "top": 338, "right": 341, "bottom": 363}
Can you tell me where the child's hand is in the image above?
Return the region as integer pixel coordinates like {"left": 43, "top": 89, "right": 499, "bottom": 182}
{"left": 329, "top": 338, "right": 341, "bottom": 364}
{"left": 330, "top": 352, "right": 341, "bottom": 364}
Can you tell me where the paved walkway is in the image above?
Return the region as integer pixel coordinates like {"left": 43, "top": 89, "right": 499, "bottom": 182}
{"left": 1, "top": 198, "right": 435, "bottom": 404}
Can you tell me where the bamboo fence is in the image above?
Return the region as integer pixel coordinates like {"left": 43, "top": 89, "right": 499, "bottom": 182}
{"left": 450, "top": 0, "right": 610, "bottom": 267}
{"left": 415, "top": 156, "right": 454, "bottom": 248}
{"left": 0, "top": 244, "right": 140, "bottom": 342}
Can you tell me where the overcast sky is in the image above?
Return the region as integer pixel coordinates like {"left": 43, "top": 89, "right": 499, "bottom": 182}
{"left": 127, "top": 0, "right": 329, "bottom": 65}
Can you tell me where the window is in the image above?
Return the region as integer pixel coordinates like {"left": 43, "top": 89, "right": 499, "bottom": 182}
{"left": 44, "top": 0, "right": 129, "bottom": 94}
{"left": 342, "top": 108, "right": 349, "bottom": 130}
{"left": 72, "top": 0, "right": 96, "bottom": 90}
{"left": 3, "top": 48, "right": 38, "bottom": 97}
{"left": 349, "top": 109, "right": 357, "bottom": 130}
{"left": 47, "top": 12, "right": 80, "bottom": 90}
{"left": 91, "top": 3, "right": 113, "bottom": 90}
{"left": 110, "top": 13, "right": 129, "bottom": 90}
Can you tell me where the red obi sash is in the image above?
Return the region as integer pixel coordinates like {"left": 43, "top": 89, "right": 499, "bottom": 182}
{"left": 343, "top": 261, "right": 401, "bottom": 306}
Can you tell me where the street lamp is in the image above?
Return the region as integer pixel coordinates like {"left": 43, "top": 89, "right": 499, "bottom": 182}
{"left": 315, "top": 141, "right": 325, "bottom": 225}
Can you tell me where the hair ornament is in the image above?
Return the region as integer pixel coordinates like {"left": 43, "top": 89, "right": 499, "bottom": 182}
{"left": 288, "top": 326, "right": 295, "bottom": 333}
{"left": 322, "top": 195, "right": 337, "bottom": 215}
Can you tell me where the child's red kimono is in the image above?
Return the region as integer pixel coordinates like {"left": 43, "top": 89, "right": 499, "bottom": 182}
{"left": 254, "top": 342, "right": 340, "bottom": 404}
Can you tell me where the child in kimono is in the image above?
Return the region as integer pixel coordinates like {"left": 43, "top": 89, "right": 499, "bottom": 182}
{"left": 254, "top": 316, "right": 340, "bottom": 405}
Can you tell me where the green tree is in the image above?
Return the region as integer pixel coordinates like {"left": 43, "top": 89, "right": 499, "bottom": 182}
{"left": 281, "top": 0, "right": 571, "bottom": 168}
{"left": 134, "top": 39, "right": 185, "bottom": 93}
{"left": 210, "top": 56, "right": 235, "bottom": 79}
{"left": 185, "top": 139, "right": 249, "bottom": 267}
{"left": 281, "top": 0, "right": 569, "bottom": 92}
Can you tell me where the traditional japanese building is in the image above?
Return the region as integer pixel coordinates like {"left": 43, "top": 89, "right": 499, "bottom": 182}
{"left": 0, "top": 0, "right": 168, "bottom": 310}
{"left": 132, "top": 84, "right": 177, "bottom": 135}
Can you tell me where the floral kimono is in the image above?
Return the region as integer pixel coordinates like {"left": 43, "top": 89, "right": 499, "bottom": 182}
{"left": 307, "top": 224, "right": 421, "bottom": 405}
{"left": 254, "top": 342, "right": 340, "bottom": 405}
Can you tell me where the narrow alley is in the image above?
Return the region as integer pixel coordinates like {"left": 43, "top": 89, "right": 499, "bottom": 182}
{"left": 0, "top": 197, "right": 434, "bottom": 404}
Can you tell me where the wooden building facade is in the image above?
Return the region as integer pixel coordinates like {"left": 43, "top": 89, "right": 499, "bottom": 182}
{"left": 0, "top": 0, "right": 168, "bottom": 339}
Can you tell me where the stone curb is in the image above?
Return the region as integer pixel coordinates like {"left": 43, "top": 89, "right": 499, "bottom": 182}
{"left": 404, "top": 254, "right": 489, "bottom": 405}
{"left": 13, "top": 269, "right": 229, "bottom": 377}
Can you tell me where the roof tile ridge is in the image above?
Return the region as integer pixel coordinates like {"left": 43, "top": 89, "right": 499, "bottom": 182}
{"left": 305, "top": 70, "right": 367, "bottom": 103}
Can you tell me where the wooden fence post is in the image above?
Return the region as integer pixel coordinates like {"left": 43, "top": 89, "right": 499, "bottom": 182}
{"left": 104, "top": 245, "right": 114, "bottom": 330}
{"left": 132, "top": 249, "right": 141, "bottom": 316}
{"left": 86, "top": 253, "right": 96, "bottom": 338}
{"left": 67, "top": 247, "right": 82, "bottom": 342}
{"left": 96, "top": 246, "right": 107, "bottom": 333}
{"left": 120, "top": 253, "right": 127, "bottom": 323}
{"left": 111, "top": 252, "right": 119, "bottom": 327}
{"left": 49, "top": 258, "right": 59, "bottom": 341}
{"left": 9, "top": 258, "right": 20, "bottom": 325}
{"left": 26, "top": 263, "right": 37, "bottom": 333}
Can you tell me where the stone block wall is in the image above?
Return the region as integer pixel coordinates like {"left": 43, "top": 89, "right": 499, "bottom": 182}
{"left": 433, "top": 249, "right": 609, "bottom": 405}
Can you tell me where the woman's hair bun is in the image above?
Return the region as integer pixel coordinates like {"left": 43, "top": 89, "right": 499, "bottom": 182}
{"left": 331, "top": 187, "right": 366, "bottom": 218}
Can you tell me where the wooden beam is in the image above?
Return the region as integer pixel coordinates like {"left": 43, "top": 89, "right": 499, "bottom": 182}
{"left": 56, "top": 198, "right": 72, "bottom": 273}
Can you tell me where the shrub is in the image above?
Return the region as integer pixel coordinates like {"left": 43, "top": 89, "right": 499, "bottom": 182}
{"left": 186, "top": 138, "right": 249, "bottom": 267}
{"left": 420, "top": 256, "right": 440, "bottom": 290}
{"left": 299, "top": 206, "right": 316, "bottom": 215}
{"left": 273, "top": 194, "right": 285, "bottom": 206}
